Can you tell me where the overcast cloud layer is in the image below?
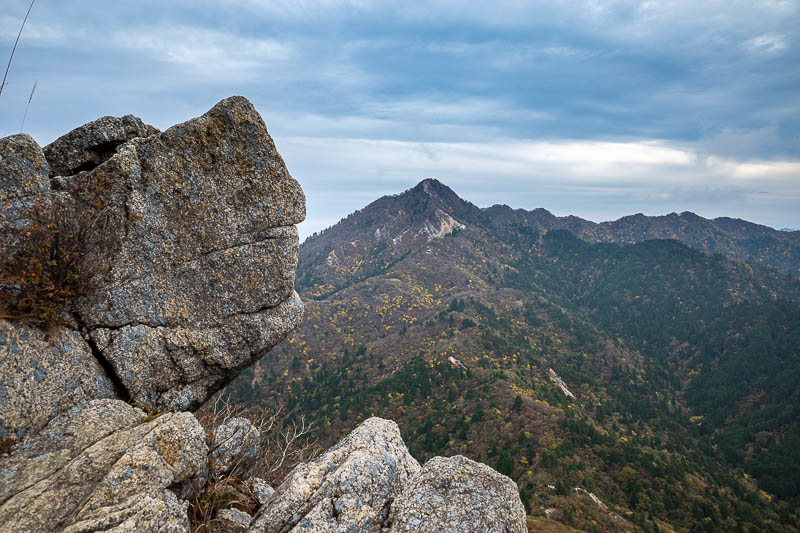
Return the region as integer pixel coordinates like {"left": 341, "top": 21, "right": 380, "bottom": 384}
{"left": 1, "top": 0, "right": 798, "bottom": 238}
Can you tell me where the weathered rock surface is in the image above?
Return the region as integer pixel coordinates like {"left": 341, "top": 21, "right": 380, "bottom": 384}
{"left": 0, "top": 399, "right": 208, "bottom": 533}
{"left": 0, "top": 99, "right": 527, "bottom": 533}
{"left": 70, "top": 96, "right": 305, "bottom": 411}
{"left": 388, "top": 455, "right": 527, "bottom": 533}
{"left": 43, "top": 114, "right": 159, "bottom": 177}
{"left": 212, "top": 417, "right": 262, "bottom": 478}
{"left": 0, "top": 134, "right": 50, "bottom": 205}
{"left": 62, "top": 490, "right": 190, "bottom": 533}
{"left": 2, "top": 96, "right": 305, "bottom": 415}
{"left": 243, "top": 420, "right": 527, "bottom": 533}
{"left": 248, "top": 417, "right": 421, "bottom": 533}
{"left": 216, "top": 508, "right": 254, "bottom": 533}
{"left": 0, "top": 319, "right": 115, "bottom": 442}
{"left": 248, "top": 477, "right": 275, "bottom": 505}
{"left": 0, "top": 134, "right": 51, "bottom": 253}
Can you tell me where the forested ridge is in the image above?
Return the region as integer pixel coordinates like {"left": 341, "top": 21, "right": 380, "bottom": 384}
{"left": 226, "top": 179, "right": 800, "bottom": 532}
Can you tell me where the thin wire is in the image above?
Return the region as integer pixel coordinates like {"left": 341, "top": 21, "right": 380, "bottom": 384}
{"left": 0, "top": 0, "right": 37, "bottom": 97}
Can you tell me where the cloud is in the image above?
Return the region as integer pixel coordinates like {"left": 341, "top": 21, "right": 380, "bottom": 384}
{"left": 743, "top": 34, "right": 789, "bottom": 55}
{"left": 111, "top": 26, "right": 292, "bottom": 77}
{"left": 724, "top": 160, "right": 800, "bottom": 181}
{"left": 699, "top": 126, "right": 784, "bottom": 159}
{"left": 1, "top": 0, "right": 797, "bottom": 235}
{"left": 277, "top": 135, "right": 800, "bottom": 239}
{"left": 280, "top": 135, "right": 793, "bottom": 187}
{"left": 0, "top": 16, "right": 85, "bottom": 42}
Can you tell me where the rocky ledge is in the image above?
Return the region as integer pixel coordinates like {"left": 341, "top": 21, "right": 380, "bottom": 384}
{"left": 0, "top": 97, "right": 526, "bottom": 532}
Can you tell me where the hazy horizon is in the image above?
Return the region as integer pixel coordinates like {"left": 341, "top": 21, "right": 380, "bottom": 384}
{"left": 2, "top": 0, "right": 798, "bottom": 239}
{"left": 299, "top": 177, "right": 800, "bottom": 243}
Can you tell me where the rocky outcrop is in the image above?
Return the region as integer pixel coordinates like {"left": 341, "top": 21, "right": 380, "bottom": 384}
{"left": 388, "top": 455, "right": 527, "bottom": 533}
{"left": 63, "top": 490, "right": 190, "bottom": 533}
{"left": 72, "top": 96, "right": 305, "bottom": 412}
{"left": 245, "top": 418, "right": 526, "bottom": 533}
{"left": 248, "top": 477, "right": 275, "bottom": 505}
{"left": 0, "top": 408, "right": 527, "bottom": 533}
{"left": 216, "top": 508, "right": 255, "bottom": 533}
{"left": 243, "top": 421, "right": 526, "bottom": 533}
{"left": 0, "top": 98, "right": 526, "bottom": 533}
{"left": 0, "top": 134, "right": 51, "bottom": 255}
{"left": 249, "top": 417, "right": 420, "bottom": 533}
{"left": 0, "top": 399, "right": 207, "bottom": 533}
{"left": 43, "top": 114, "right": 159, "bottom": 177}
{"left": 1, "top": 96, "right": 305, "bottom": 440}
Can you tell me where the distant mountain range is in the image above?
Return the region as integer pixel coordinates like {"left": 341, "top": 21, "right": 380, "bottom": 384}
{"left": 303, "top": 179, "right": 800, "bottom": 277}
{"left": 228, "top": 179, "right": 800, "bottom": 532}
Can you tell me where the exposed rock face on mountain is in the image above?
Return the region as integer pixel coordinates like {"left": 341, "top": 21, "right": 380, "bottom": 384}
{"left": 299, "top": 178, "right": 482, "bottom": 291}
{"left": 0, "top": 102, "right": 525, "bottom": 532}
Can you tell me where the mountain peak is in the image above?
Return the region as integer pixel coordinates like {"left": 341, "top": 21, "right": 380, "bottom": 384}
{"left": 401, "top": 179, "right": 481, "bottom": 222}
{"left": 409, "top": 178, "right": 460, "bottom": 201}
{"left": 300, "top": 179, "right": 481, "bottom": 265}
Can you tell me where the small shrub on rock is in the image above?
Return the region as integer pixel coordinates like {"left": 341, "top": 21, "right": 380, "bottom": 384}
{"left": 0, "top": 176, "right": 117, "bottom": 328}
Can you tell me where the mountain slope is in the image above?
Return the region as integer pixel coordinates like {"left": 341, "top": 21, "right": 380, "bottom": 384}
{"left": 485, "top": 202, "right": 800, "bottom": 277}
{"left": 227, "top": 179, "right": 800, "bottom": 532}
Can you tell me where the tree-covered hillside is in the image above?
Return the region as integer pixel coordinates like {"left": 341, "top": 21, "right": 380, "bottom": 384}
{"left": 226, "top": 180, "right": 800, "bottom": 532}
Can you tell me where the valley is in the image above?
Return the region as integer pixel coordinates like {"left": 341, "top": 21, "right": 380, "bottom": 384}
{"left": 227, "top": 179, "right": 800, "bottom": 532}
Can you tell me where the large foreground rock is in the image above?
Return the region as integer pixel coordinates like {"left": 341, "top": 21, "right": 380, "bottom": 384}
{"left": 1, "top": 96, "right": 305, "bottom": 418}
{"left": 388, "top": 455, "right": 527, "bottom": 533}
{"left": 70, "top": 96, "right": 305, "bottom": 411}
{"left": 0, "top": 399, "right": 208, "bottom": 533}
{"left": 248, "top": 417, "right": 421, "bottom": 533}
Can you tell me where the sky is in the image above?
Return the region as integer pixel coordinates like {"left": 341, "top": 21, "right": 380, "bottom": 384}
{"left": 1, "top": 0, "right": 799, "bottom": 240}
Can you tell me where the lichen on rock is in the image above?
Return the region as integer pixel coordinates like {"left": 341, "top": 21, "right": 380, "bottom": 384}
{"left": 0, "top": 97, "right": 528, "bottom": 533}
{"left": 248, "top": 417, "right": 421, "bottom": 533}
{"left": 0, "top": 319, "right": 115, "bottom": 442}
{"left": 44, "top": 114, "right": 159, "bottom": 177}
{"left": 0, "top": 399, "right": 208, "bottom": 533}
{"left": 71, "top": 96, "right": 306, "bottom": 412}
{"left": 388, "top": 455, "right": 527, "bottom": 533}
{"left": 211, "top": 416, "right": 262, "bottom": 478}
{"left": 0, "top": 133, "right": 51, "bottom": 255}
